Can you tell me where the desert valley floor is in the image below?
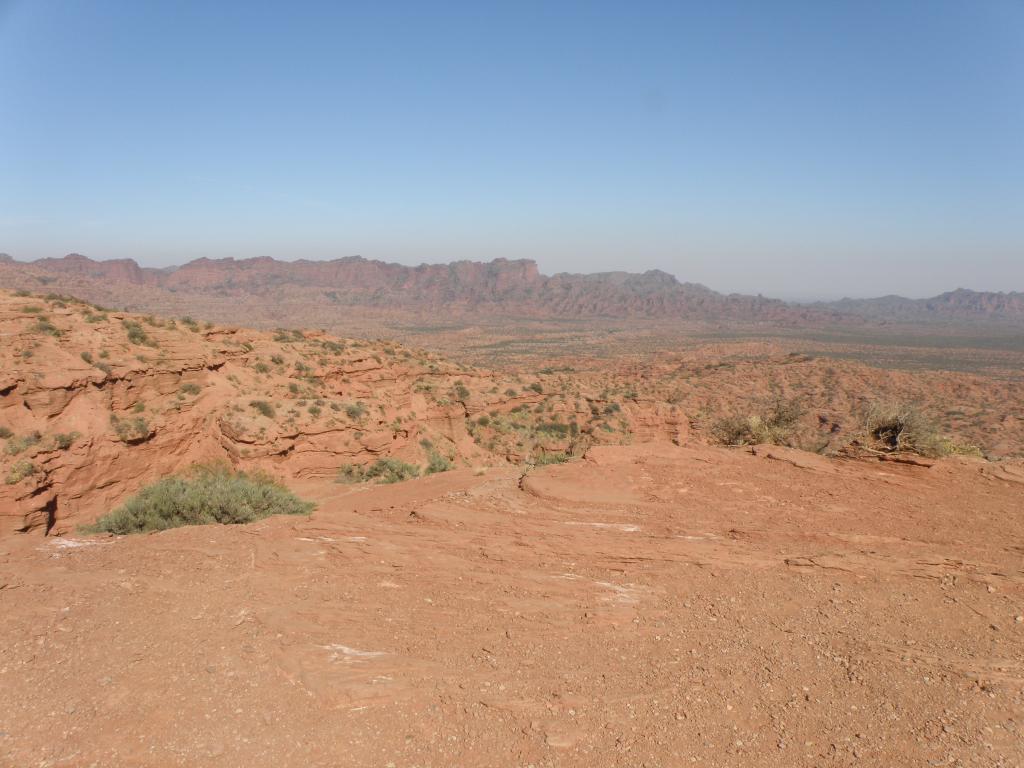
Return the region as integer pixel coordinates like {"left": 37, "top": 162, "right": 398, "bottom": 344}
{"left": 2, "top": 442, "right": 1023, "bottom": 767}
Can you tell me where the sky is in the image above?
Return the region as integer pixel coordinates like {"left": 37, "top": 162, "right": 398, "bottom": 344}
{"left": 0, "top": 1, "right": 1021, "bottom": 300}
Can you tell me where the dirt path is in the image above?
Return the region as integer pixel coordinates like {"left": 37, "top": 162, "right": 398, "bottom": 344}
{"left": 1, "top": 444, "right": 1022, "bottom": 766}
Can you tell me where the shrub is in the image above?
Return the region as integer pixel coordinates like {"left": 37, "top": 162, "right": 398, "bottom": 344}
{"left": 253, "top": 362, "right": 270, "bottom": 374}
{"left": 5, "top": 432, "right": 41, "bottom": 455}
{"left": 180, "top": 382, "right": 201, "bottom": 395}
{"left": 21, "top": 305, "right": 43, "bottom": 313}
{"left": 862, "top": 402, "right": 947, "bottom": 457}
{"left": 528, "top": 382, "right": 543, "bottom": 394}
{"left": 712, "top": 398, "right": 803, "bottom": 447}
{"left": 110, "top": 415, "right": 150, "bottom": 443}
{"left": 83, "top": 464, "right": 314, "bottom": 534}
{"left": 5, "top": 460, "right": 36, "bottom": 485}
{"left": 85, "top": 312, "right": 107, "bottom": 323}
{"left": 250, "top": 400, "right": 275, "bottom": 418}
{"left": 425, "top": 449, "right": 452, "bottom": 475}
{"left": 122, "top": 320, "right": 156, "bottom": 347}
{"left": 33, "top": 318, "right": 61, "bottom": 337}
{"left": 307, "top": 405, "right": 321, "bottom": 418}
{"left": 0, "top": 426, "right": 11, "bottom": 439}
{"left": 53, "top": 432, "right": 78, "bottom": 450}
{"left": 454, "top": 384, "right": 471, "bottom": 400}
{"left": 535, "top": 452, "right": 570, "bottom": 465}
{"left": 344, "top": 402, "right": 367, "bottom": 420}
{"left": 270, "top": 355, "right": 284, "bottom": 365}
{"left": 336, "top": 459, "right": 420, "bottom": 485}
{"left": 80, "top": 351, "right": 94, "bottom": 364}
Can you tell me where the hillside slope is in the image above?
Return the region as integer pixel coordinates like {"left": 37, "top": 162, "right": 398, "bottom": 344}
{"left": 0, "top": 289, "right": 682, "bottom": 535}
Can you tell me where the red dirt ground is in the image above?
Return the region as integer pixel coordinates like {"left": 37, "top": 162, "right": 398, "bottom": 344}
{"left": 2, "top": 443, "right": 1022, "bottom": 767}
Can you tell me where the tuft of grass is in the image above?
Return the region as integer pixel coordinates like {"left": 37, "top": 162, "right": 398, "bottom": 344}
{"left": 5, "top": 460, "right": 37, "bottom": 485}
{"left": 180, "top": 382, "right": 201, "bottom": 395}
{"left": 0, "top": 426, "right": 12, "bottom": 439}
{"left": 82, "top": 464, "right": 314, "bottom": 535}
{"left": 336, "top": 458, "right": 420, "bottom": 485}
{"left": 80, "top": 351, "right": 94, "bottom": 364}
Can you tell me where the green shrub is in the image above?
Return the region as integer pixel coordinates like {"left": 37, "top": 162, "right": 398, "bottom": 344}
{"left": 110, "top": 415, "right": 150, "bottom": 443}
{"left": 85, "top": 312, "right": 107, "bottom": 323}
{"left": 270, "top": 355, "right": 284, "bottom": 365}
{"left": 253, "top": 362, "right": 270, "bottom": 374}
{"left": 122, "top": 320, "right": 156, "bottom": 347}
{"left": 344, "top": 402, "right": 367, "bottom": 420}
{"left": 425, "top": 450, "right": 453, "bottom": 475}
{"left": 80, "top": 351, "right": 94, "bottom": 364}
{"left": 5, "top": 460, "right": 36, "bottom": 485}
{"left": 83, "top": 464, "right": 314, "bottom": 534}
{"left": 180, "top": 382, "right": 201, "bottom": 395}
{"left": 21, "top": 305, "right": 43, "bottom": 314}
{"left": 0, "top": 426, "right": 11, "bottom": 439}
{"left": 528, "top": 382, "right": 543, "bottom": 394}
{"left": 250, "top": 400, "right": 275, "bottom": 418}
{"left": 307, "top": 405, "right": 321, "bottom": 418}
{"left": 53, "top": 432, "right": 78, "bottom": 450}
{"left": 33, "top": 318, "right": 61, "bottom": 337}
{"left": 5, "top": 432, "right": 41, "bottom": 455}
{"left": 336, "top": 458, "right": 420, "bottom": 485}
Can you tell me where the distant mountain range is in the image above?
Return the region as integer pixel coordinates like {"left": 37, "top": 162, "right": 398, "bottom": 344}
{"left": 813, "top": 289, "right": 1024, "bottom": 324}
{"left": 0, "top": 253, "right": 1021, "bottom": 327}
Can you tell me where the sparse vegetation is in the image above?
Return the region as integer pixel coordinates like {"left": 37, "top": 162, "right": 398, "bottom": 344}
{"left": 336, "top": 458, "right": 420, "bottom": 485}
{"left": 180, "top": 382, "right": 201, "bottom": 395}
{"left": 82, "top": 464, "right": 314, "bottom": 534}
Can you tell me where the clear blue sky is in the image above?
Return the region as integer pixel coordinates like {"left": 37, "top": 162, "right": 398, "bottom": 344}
{"left": 1, "top": 0, "right": 1021, "bottom": 299}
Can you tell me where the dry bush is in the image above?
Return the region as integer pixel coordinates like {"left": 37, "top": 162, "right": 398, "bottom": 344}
{"left": 861, "top": 402, "right": 949, "bottom": 457}
{"left": 711, "top": 397, "right": 803, "bottom": 446}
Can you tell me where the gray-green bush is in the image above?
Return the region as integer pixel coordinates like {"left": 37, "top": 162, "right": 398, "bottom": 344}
{"left": 83, "top": 464, "right": 314, "bottom": 534}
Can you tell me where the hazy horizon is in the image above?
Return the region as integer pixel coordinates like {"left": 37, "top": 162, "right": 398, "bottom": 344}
{"left": 2, "top": 1, "right": 1021, "bottom": 298}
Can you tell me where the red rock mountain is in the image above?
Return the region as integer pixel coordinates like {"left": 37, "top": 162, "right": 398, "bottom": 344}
{"left": 3, "top": 253, "right": 828, "bottom": 323}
